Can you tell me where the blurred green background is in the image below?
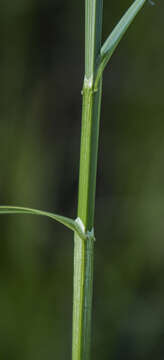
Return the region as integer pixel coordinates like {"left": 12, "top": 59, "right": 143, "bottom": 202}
{"left": 0, "top": 0, "right": 164, "bottom": 359}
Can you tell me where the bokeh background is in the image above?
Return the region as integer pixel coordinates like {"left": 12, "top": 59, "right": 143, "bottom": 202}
{"left": 0, "top": 0, "right": 163, "bottom": 359}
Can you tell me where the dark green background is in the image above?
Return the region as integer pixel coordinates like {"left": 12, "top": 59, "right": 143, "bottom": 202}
{"left": 0, "top": 0, "right": 163, "bottom": 359}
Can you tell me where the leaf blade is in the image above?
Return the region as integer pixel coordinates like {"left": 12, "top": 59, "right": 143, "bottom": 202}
{"left": 0, "top": 206, "right": 76, "bottom": 233}
{"left": 95, "top": 0, "right": 147, "bottom": 89}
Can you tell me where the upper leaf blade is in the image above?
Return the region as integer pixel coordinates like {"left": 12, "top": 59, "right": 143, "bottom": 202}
{"left": 95, "top": 0, "right": 147, "bottom": 88}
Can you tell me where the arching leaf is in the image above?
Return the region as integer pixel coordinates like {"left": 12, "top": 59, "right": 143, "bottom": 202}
{"left": 95, "top": 0, "right": 147, "bottom": 89}
{"left": 0, "top": 205, "right": 76, "bottom": 233}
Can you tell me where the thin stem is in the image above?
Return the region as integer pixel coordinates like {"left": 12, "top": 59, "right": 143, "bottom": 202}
{"left": 77, "top": 81, "right": 102, "bottom": 230}
{"left": 72, "top": 1, "right": 103, "bottom": 360}
{"left": 72, "top": 233, "right": 94, "bottom": 360}
{"left": 72, "top": 0, "right": 150, "bottom": 358}
{"left": 85, "top": 0, "right": 103, "bottom": 80}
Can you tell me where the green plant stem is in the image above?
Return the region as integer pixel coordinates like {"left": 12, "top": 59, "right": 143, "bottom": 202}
{"left": 0, "top": 1, "right": 153, "bottom": 359}
{"left": 72, "top": 82, "right": 102, "bottom": 360}
{"left": 72, "top": 232, "right": 94, "bottom": 360}
{"left": 78, "top": 81, "right": 102, "bottom": 230}
{"left": 72, "top": 1, "right": 103, "bottom": 359}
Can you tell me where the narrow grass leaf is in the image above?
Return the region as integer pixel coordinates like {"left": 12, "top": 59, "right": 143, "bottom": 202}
{"left": 0, "top": 206, "right": 76, "bottom": 234}
{"left": 95, "top": 0, "right": 147, "bottom": 89}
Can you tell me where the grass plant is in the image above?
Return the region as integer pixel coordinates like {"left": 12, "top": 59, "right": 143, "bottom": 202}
{"left": 0, "top": 1, "right": 154, "bottom": 359}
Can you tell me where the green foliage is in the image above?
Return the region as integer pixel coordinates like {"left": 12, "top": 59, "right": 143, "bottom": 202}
{"left": 95, "top": 0, "right": 147, "bottom": 89}
{"left": 0, "top": 206, "right": 86, "bottom": 240}
{"left": 1, "top": 1, "right": 159, "bottom": 359}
